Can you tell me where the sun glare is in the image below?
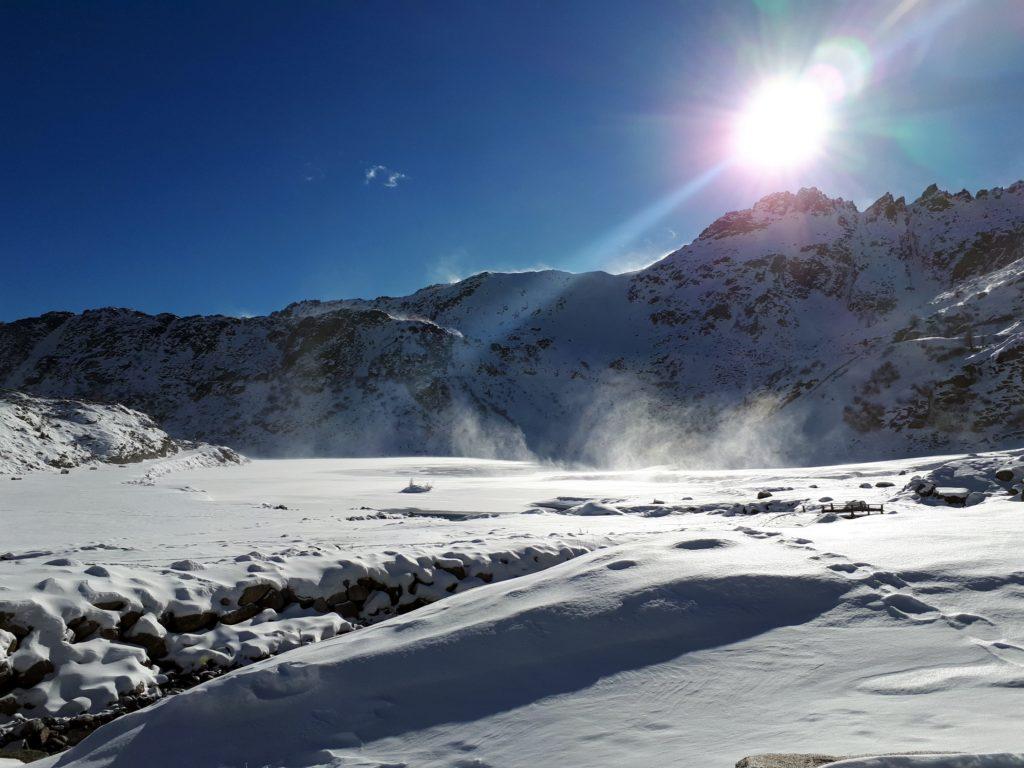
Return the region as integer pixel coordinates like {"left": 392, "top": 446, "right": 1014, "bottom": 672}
{"left": 734, "top": 78, "right": 832, "bottom": 170}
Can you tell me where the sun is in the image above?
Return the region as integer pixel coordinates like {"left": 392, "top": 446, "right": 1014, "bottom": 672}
{"left": 733, "top": 77, "right": 832, "bottom": 170}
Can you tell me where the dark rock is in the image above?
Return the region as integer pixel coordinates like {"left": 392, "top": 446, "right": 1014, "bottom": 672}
{"left": 757, "top": 491, "right": 773, "bottom": 499}
{"left": 0, "top": 695, "right": 17, "bottom": 716}
{"left": 68, "top": 616, "right": 101, "bottom": 642}
{"left": 435, "top": 561, "right": 467, "bottom": 580}
{"left": 312, "top": 597, "right": 330, "bottom": 613}
{"left": 334, "top": 601, "right": 359, "bottom": 619}
{"left": 161, "top": 611, "right": 218, "bottom": 634}
{"left": 324, "top": 589, "right": 349, "bottom": 607}
{"left": 0, "top": 661, "right": 12, "bottom": 695}
{"left": 13, "top": 659, "right": 54, "bottom": 690}
{"left": 92, "top": 599, "right": 126, "bottom": 611}
{"left": 237, "top": 583, "right": 274, "bottom": 606}
{"left": 219, "top": 604, "right": 261, "bottom": 625}
{"left": 346, "top": 584, "right": 369, "bottom": 602}
{"left": 0, "top": 614, "right": 31, "bottom": 640}
{"left": 257, "top": 587, "right": 288, "bottom": 612}
{"left": 117, "top": 611, "right": 142, "bottom": 634}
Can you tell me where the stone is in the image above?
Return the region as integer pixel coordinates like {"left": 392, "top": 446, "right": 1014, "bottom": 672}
{"left": 237, "top": 583, "right": 274, "bottom": 606}
{"left": 161, "top": 611, "right": 218, "bottom": 634}
{"left": 14, "top": 659, "right": 54, "bottom": 690}
{"left": 312, "top": 597, "right": 330, "bottom": 613}
{"left": 257, "top": 587, "right": 288, "bottom": 612}
{"left": 68, "top": 616, "right": 100, "bottom": 642}
{"left": 117, "top": 611, "right": 142, "bottom": 634}
{"left": 92, "top": 599, "right": 126, "bottom": 611}
{"left": 346, "top": 584, "right": 369, "bottom": 602}
{"left": 0, "top": 614, "right": 31, "bottom": 640}
{"left": 0, "top": 695, "right": 17, "bottom": 716}
{"left": 129, "top": 633, "right": 167, "bottom": 660}
{"left": 219, "top": 604, "right": 261, "bottom": 626}
{"left": 334, "top": 601, "right": 359, "bottom": 619}
{"left": 435, "top": 561, "right": 467, "bottom": 580}
{"left": 757, "top": 490, "right": 773, "bottom": 499}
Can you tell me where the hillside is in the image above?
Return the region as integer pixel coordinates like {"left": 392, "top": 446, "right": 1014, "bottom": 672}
{"left": 0, "top": 390, "right": 181, "bottom": 475}
{"left": 0, "top": 390, "right": 245, "bottom": 475}
{"left": 2, "top": 181, "right": 1023, "bottom": 466}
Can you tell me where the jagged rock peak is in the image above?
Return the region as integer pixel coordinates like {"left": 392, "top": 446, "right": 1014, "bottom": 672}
{"left": 864, "top": 191, "right": 907, "bottom": 222}
{"left": 698, "top": 187, "right": 855, "bottom": 241}
{"left": 752, "top": 187, "right": 855, "bottom": 216}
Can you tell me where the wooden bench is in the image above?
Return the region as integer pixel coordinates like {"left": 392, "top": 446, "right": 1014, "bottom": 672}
{"left": 824, "top": 501, "right": 884, "bottom": 518}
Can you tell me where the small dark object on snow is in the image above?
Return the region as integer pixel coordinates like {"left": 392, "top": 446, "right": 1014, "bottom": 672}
{"left": 757, "top": 490, "right": 773, "bottom": 499}
{"left": 400, "top": 478, "right": 432, "bottom": 494}
{"left": 823, "top": 500, "right": 883, "bottom": 518}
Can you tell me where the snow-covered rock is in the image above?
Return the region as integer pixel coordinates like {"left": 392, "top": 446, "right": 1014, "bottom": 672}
{"left": 0, "top": 390, "right": 244, "bottom": 476}
{"left": 0, "top": 390, "right": 175, "bottom": 474}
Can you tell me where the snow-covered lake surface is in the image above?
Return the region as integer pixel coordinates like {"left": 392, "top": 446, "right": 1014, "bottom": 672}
{"left": 3, "top": 453, "right": 1023, "bottom": 767}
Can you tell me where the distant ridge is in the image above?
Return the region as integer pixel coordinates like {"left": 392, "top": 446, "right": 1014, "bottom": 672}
{"left": 3, "top": 181, "right": 1023, "bottom": 467}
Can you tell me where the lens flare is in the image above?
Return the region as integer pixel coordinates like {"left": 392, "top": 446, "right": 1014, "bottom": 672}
{"left": 808, "top": 37, "right": 873, "bottom": 103}
{"left": 733, "top": 77, "right": 832, "bottom": 169}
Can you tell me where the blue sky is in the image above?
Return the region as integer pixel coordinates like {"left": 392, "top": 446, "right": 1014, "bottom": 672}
{"left": 2, "top": 0, "right": 1023, "bottom": 321}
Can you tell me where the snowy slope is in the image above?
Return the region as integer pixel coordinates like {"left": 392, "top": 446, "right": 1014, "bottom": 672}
{"left": 1, "top": 452, "right": 1022, "bottom": 765}
{"left": 2, "top": 181, "right": 1023, "bottom": 465}
{"left": 18, "top": 451, "right": 1024, "bottom": 767}
{"left": 0, "top": 390, "right": 246, "bottom": 476}
{"left": 0, "top": 390, "right": 177, "bottom": 474}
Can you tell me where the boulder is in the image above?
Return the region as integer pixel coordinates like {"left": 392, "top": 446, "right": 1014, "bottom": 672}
{"left": 68, "top": 616, "right": 100, "bottom": 642}
{"left": 237, "top": 583, "right": 274, "bottom": 606}
{"left": 346, "top": 584, "right": 369, "bottom": 602}
{"left": 161, "top": 611, "right": 218, "bottom": 634}
{"left": 0, "top": 695, "right": 17, "bottom": 716}
{"left": 13, "top": 659, "right": 54, "bottom": 689}
{"left": 257, "top": 587, "right": 289, "bottom": 612}
{"left": 219, "top": 604, "right": 261, "bottom": 626}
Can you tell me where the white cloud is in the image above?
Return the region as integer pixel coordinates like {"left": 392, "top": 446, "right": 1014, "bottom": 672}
{"left": 365, "top": 164, "right": 407, "bottom": 188}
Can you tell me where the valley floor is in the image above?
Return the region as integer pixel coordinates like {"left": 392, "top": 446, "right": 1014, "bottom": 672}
{"left": 2, "top": 453, "right": 1023, "bottom": 767}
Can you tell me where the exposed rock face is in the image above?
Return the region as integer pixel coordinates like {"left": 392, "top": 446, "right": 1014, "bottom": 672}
{"left": 2, "top": 181, "right": 1024, "bottom": 466}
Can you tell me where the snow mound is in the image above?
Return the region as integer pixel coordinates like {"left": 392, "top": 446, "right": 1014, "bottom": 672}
{"left": 125, "top": 445, "right": 246, "bottom": 486}
{"left": 561, "top": 501, "right": 624, "bottom": 516}
{"left": 0, "top": 390, "right": 177, "bottom": 475}
{"left": 0, "top": 542, "right": 590, "bottom": 722}
{"left": 43, "top": 535, "right": 852, "bottom": 767}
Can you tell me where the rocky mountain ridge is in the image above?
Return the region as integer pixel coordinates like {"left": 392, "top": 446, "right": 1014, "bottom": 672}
{"left": 2, "top": 181, "right": 1023, "bottom": 467}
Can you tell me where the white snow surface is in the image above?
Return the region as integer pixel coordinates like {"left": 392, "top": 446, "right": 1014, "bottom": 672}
{"left": 2, "top": 452, "right": 1022, "bottom": 767}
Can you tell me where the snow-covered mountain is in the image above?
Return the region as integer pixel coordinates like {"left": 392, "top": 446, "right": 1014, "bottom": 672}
{"left": 2, "top": 181, "right": 1022, "bottom": 466}
{"left": 0, "top": 390, "right": 243, "bottom": 475}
